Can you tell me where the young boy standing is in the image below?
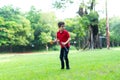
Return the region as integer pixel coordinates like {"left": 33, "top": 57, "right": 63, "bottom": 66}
{"left": 54, "top": 21, "right": 71, "bottom": 70}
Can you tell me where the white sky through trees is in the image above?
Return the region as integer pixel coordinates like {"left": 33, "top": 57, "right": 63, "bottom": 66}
{"left": 0, "top": 0, "right": 120, "bottom": 19}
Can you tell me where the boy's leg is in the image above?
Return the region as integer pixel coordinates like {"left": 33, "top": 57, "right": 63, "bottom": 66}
{"left": 64, "top": 47, "right": 70, "bottom": 69}
{"left": 60, "top": 48, "right": 64, "bottom": 69}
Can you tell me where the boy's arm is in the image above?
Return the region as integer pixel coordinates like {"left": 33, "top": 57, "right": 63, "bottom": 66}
{"left": 61, "top": 38, "right": 71, "bottom": 45}
{"left": 61, "top": 31, "right": 71, "bottom": 45}
{"left": 53, "top": 33, "right": 59, "bottom": 43}
{"left": 53, "top": 38, "right": 59, "bottom": 43}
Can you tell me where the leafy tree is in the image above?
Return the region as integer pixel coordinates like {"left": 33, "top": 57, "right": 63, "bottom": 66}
{"left": 25, "top": 6, "right": 43, "bottom": 49}
{"left": 13, "top": 15, "right": 34, "bottom": 46}
{"left": 5, "top": 16, "right": 33, "bottom": 46}
{"left": 0, "top": 17, "right": 8, "bottom": 46}
{"left": 64, "top": 17, "right": 87, "bottom": 48}
{"left": 98, "top": 18, "right": 106, "bottom": 36}
{"left": 53, "top": 0, "right": 100, "bottom": 49}
{"left": 39, "top": 32, "right": 52, "bottom": 51}
{"left": 53, "top": 0, "right": 73, "bottom": 9}
{"left": 38, "top": 12, "right": 57, "bottom": 50}
{"left": 0, "top": 5, "right": 21, "bottom": 21}
{"left": 109, "top": 17, "right": 120, "bottom": 46}
{"left": 0, "top": 5, "right": 34, "bottom": 52}
{"left": 26, "top": 7, "right": 57, "bottom": 50}
{"left": 0, "top": 17, "right": 5, "bottom": 25}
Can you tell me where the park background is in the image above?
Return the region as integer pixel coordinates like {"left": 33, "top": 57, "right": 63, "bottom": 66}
{"left": 0, "top": 0, "right": 120, "bottom": 52}
{"left": 0, "top": 0, "right": 120, "bottom": 80}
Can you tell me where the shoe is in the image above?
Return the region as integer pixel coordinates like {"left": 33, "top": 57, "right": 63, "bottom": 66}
{"left": 66, "top": 67, "right": 70, "bottom": 70}
{"left": 61, "top": 67, "right": 64, "bottom": 69}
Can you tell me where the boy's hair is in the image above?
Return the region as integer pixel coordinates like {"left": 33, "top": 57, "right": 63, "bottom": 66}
{"left": 58, "top": 21, "right": 65, "bottom": 28}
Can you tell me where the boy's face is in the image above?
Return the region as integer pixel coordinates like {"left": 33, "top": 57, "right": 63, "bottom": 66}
{"left": 59, "top": 24, "right": 64, "bottom": 31}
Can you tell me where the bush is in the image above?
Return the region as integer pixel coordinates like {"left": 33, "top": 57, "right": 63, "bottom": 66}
{"left": 70, "top": 45, "right": 76, "bottom": 50}
{"left": 50, "top": 45, "right": 76, "bottom": 51}
{"left": 51, "top": 45, "right": 60, "bottom": 51}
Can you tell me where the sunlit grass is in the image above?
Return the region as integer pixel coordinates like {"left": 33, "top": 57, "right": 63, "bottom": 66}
{"left": 0, "top": 48, "right": 120, "bottom": 80}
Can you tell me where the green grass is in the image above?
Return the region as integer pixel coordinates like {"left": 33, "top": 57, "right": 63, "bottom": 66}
{"left": 0, "top": 48, "right": 120, "bottom": 80}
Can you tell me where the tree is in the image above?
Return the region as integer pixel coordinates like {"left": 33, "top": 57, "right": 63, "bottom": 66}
{"left": 0, "top": 5, "right": 34, "bottom": 52}
{"left": 53, "top": 0, "right": 100, "bottom": 49}
{"left": 0, "top": 5, "right": 21, "bottom": 21}
{"left": 13, "top": 15, "right": 34, "bottom": 46}
{"left": 64, "top": 17, "right": 88, "bottom": 49}
{"left": 26, "top": 7, "right": 57, "bottom": 50}
{"left": 4, "top": 16, "right": 33, "bottom": 51}
{"left": 109, "top": 17, "right": 120, "bottom": 46}
{"left": 39, "top": 32, "right": 52, "bottom": 51}
{"left": 0, "top": 17, "right": 8, "bottom": 46}
{"left": 38, "top": 12, "right": 57, "bottom": 50}
{"left": 53, "top": 0, "right": 73, "bottom": 9}
{"left": 99, "top": 18, "right": 106, "bottom": 36}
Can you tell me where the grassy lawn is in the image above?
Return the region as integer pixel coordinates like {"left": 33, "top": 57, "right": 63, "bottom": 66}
{"left": 0, "top": 48, "right": 120, "bottom": 80}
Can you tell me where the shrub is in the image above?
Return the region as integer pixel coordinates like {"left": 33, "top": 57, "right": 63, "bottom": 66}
{"left": 70, "top": 45, "right": 76, "bottom": 50}
{"left": 51, "top": 45, "right": 60, "bottom": 51}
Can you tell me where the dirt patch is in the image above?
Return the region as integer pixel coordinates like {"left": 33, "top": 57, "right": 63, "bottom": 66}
{"left": 0, "top": 59, "right": 10, "bottom": 62}
{"left": 0, "top": 54, "right": 15, "bottom": 58}
{"left": 112, "top": 48, "right": 120, "bottom": 51}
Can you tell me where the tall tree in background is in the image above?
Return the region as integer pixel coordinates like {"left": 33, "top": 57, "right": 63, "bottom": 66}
{"left": 0, "top": 5, "right": 34, "bottom": 51}
{"left": 0, "top": 5, "right": 21, "bottom": 21}
{"left": 65, "top": 17, "right": 86, "bottom": 49}
{"left": 0, "top": 17, "right": 8, "bottom": 46}
{"left": 109, "top": 17, "right": 120, "bottom": 47}
{"left": 105, "top": 0, "right": 110, "bottom": 49}
{"left": 53, "top": 0, "right": 99, "bottom": 49}
{"left": 0, "top": 5, "right": 58, "bottom": 52}
{"left": 39, "top": 12, "right": 57, "bottom": 50}
{"left": 26, "top": 6, "right": 42, "bottom": 49}
{"left": 26, "top": 6, "right": 57, "bottom": 50}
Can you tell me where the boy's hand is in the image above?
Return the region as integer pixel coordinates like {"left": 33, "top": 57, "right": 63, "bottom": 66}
{"left": 61, "top": 42, "right": 66, "bottom": 46}
{"left": 50, "top": 40, "right": 54, "bottom": 44}
{"left": 51, "top": 39, "right": 59, "bottom": 44}
{"left": 56, "top": 39, "right": 60, "bottom": 42}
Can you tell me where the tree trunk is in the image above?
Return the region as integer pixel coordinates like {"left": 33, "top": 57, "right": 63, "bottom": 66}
{"left": 117, "top": 42, "right": 119, "bottom": 47}
{"left": 46, "top": 44, "right": 48, "bottom": 51}
{"left": 94, "top": 34, "right": 100, "bottom": 49}
{"left": 10, "top": 45, "right": 12, "bottom": 52}
{"left": 90, "top": 26, "right": 94, "bottom": 49}
{"left": 78, "top": 39, "right": 81, "bottom": 50}
{"left": 111, "top": 42, "right": 114, "bottom": 47}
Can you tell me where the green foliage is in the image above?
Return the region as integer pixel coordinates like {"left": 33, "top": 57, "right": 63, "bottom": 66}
{"left": 0, "top": 18, "right": 6, "bottom": 46}
{"left": 15, "top": 15, "right": 34, "bottom": 45}
{"left": 1, "top": 2, "right": 120, "bottom": 51}
{"left": 98, "top": 18, "right": 106, "bottom": 35}
{"left": 109, "top": 17, "right": 120, "bottom": 43}
{"left": 65, "top": 17, "right": 87, "bottom": 38}
{"left": 53, "top": 0, "right": 74, "bottom": 9}
{"left": 4, "top": 21, "right": 18, "bottom": 45}
{"left": 51, "top": 45, "right": 60, "bottom": 51}
{"left": 0, "top": 17, "right": 5, "bottom": 25}
{"left": 5, "top": 16, "right": 33, "bottom": 46}
{"left": 0, "top": 5, "right": 20, "bottom": 21}
{"left": 88, "top": 11, "right": 99, "bottom": 26}
{"left": 70, "top": 45, "right": 76, "bottom": 50}
{"left": 50, "top": 45, "right": 76, "bottom": 51}
{"left": 25, "top": 7, "right": 58, "bottom": 50}
{"left": 81, "top": 15, "right": 90, "bottom": 27}
{"left": 0, "top": 5, "right": 34, "bottom": 49}
{"left": 39, "top": 32, "right": 52, "bottom": 44}
{"left": 69, "top": 32, "right": 76, "bottom": 40}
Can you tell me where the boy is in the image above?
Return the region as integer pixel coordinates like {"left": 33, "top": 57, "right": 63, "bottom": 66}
{"left": 54, "top": 21, "right": 71, "bottom": 70}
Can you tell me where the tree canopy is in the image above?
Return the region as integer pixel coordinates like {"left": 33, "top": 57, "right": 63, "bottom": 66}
{"left": 0, "top": 2, "right": 119, "bottom": 52}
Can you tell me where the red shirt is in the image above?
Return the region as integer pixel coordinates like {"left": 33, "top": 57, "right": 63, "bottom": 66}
{"left": 57, "top": 30, "right": 70, "bottom": 48}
